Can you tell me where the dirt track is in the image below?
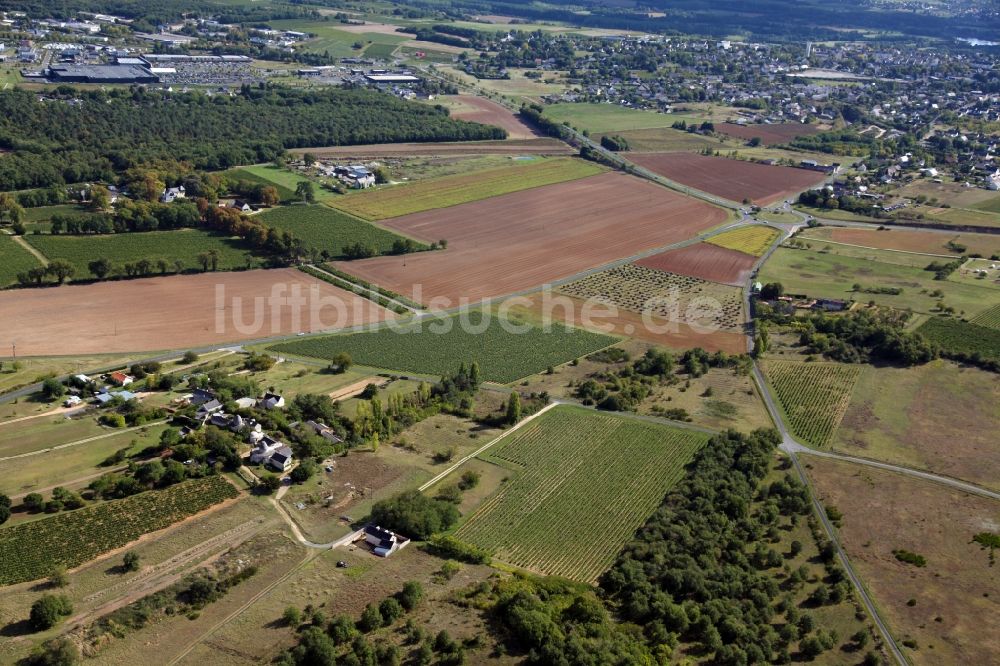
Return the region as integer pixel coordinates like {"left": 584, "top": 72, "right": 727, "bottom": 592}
{"left": 636, "top": 243, "right": 757, "bottom": 287}
{"left": 334, "top": 172, "right": 729, "bottom": 303}
{"left": 441, "top": 95, "right": 540, "bottom": 140}
{"left": 2, "top": 268, "right": 392, "bottom": 356}
{"left": 630, "top": 152, "right": 827, "bottom": 206}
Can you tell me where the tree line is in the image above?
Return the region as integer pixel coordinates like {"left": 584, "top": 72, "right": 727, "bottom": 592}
{"left": 0, "top": 86, "right": 506, "bottom": 191}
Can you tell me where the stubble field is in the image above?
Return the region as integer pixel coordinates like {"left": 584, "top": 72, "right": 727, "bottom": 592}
{"left": 715, "top": 122, "right": 822, "bottom": 145}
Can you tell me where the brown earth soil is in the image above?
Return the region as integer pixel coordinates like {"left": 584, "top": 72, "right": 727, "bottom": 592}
{"left": 805, "top": 456, "right": 1000, "bottom": 666}
{"left": 441, "top": 95, "right": 540, "bottom": 140}
{"left": 289, "top": 138, "right": 574, "bottom": 158}
{"left": 636, "top": 242, "right": 757, "bottom": 286}
{"left": 821, "top": 227, "right": 1000, "bottom": 257}
{"left": 630, "top": 152, "right": 828, "bottom": 206}
{"left": 1, "top": 268, "right": 392, "bottom": 356}
{"left": 333, "top": 172, "right": 729, "bottom": 304}
{"left": 716, "top": 122, "right": 822, "bottom": 145}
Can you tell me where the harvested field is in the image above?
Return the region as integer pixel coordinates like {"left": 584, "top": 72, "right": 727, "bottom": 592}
{"left": 515, "top": 291, "right": 747, "bottom": 354}
{"left": 805, "top": 456, "right": 1000, "bottom": 666}
{"left": 0, "top": 268, "right": 392, "bottom": 356}
{"left": 289, "top": 138, "right": 574, "bottom": 158}
{"left": 559, "top": 264, "right": 744, "bottom": 331}
{"left": 803, "top": 226, "right": 1000, "bottom": 257}
{"left": 706, "top": 225, "right": 781, "bottom": 256}
{"left": 332, "top": 157, "right": 602, "bottom": 220}
{"left": 636, "top": 242, "right": 756, "bottom": 286}
{"left": 439, "top": 95, "right": 539, "bottom": 140}
{"left": 334, "top": 172, "right": 729, "bottom": 303}
{"left": 629, "top": 152, "right": 828, "bottom": 206}
{"left": 716, "top": 122, "right": 822, "bottom": 145}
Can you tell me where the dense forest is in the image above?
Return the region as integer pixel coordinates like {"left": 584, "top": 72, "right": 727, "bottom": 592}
{"left": 0, "top": 87, "right": 505, "bottom": 191}
{"left": 415, "top": 0, "right": 999, "bottom": 41}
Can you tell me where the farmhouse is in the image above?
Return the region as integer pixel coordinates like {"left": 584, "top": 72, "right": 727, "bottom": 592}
{"left": 363, "top": 524, "right": 406, "bottom": 557}
{"left": 188, "top": 388, "right": 217, "bottom": 405}
{"left": 269, "top": 446, "right": 293, "bottom": 472}
{"left": 331, "top": 165, "right": 376, "bottom": 189}
{"left": 160, "top": 185, "right": 186, "bottom": 203}
{"left": 108, "top": 371, "right": 134, "bottom": 386}
{"left": 196, "top": 398, "right": 223, "bottom": 420}
{"left": 259, "top": 392, "right": 285, "bottom": 410}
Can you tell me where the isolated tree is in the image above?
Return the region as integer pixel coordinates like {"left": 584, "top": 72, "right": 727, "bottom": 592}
{"left": 358, "top": 603, "right": 383, "bottom": 633}
{"left": 88, "top": 258, "right": 111, "bottom": 279}
{"left": 47, "top": 566, "right": 68, "bottom": 589}
{"left": 0, "top": 493, "right": 10, "bottom": 525}
{"left": 46, "top": 260, "right": 75, "bottom": 284}
{"left": 295, "top": 180, "right": 316, "bottom": 203}
{"left": 505, "top": 391, "right": 521, "bottom": 425}
{"left": 208, "top": 249, "right": 220, "bottom": 271}
{"left": 398, "top": 581, "right": 423, "bottom": 611}
{"left": 257, "top": 474, "right": 281, "bottom": 494}
{"left": 197, "top": 252, "right": 212, "bottom": 272}
{"left": 283, "top": 606, "right": 302, "bottom": 627}
{"left": 29, "top": 595, "right": 73, "bottom": 631}
{"left": 41, "top": 378, "right": 65, "bottom": 400}
{"left": 328, "top": 352, "right": 352, "bottom": 374}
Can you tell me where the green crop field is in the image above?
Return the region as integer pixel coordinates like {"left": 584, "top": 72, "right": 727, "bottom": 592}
{"left": 0, "top": 235, "right": 44, "bottom": 287}
{"left": 257, "top": 204, "right": 421, "bottom": 257}
{"left": 0, "top": 476, "right": 238, "bottom": 585}
{"left": 758, "top": 246, "right": 998, "bottom": 317}
{"left": 332, "top": 157, "right": 603, "bottom": 220}
{"left": 973, "top": 195, "right": 1000, "bottom": 214}
{"left": 454, "top": 405, "right": 708, "bottom": 582}
{"left": 21, "top": 204, "right": 97, "bottom": 223}
{"left": 917, "top": 317, "right": 1000, "bottom": 359}
{"left": 270, "top": 313, "right": 616, "bottom": 383}
{"left": 543, "top": 103, "right": 683, "bottom": 134}
{"left": 764, "top": 360, "right": 862, "bottom": 447}
{"left": 971, "top": 303, "right": 1000, "bottom": 330}
{"left": 25, "top": 229, "right": 261, "bottom": 279}
{"left": 224, "top": 165, "right": 306, "bottom": 201}
{"left": 268, "top": 19, "right": 409, "bottom": 58}
{"left": 365, "top": 42, "right": 399, "bottom": 59}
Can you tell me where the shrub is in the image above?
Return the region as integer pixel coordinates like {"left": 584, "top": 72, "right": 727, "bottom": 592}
{"left": 29, "top": 594, "right": 73, "bottom": 631}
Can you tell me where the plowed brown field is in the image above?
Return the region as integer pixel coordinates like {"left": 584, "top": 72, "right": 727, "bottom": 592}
{"left": 332, "top": 172, "right": 729, "bottom": 304}
{"left": 630, "top": 152, "right": 827, "bottom": 206}
{"left": 442, "top": 95, "right": 539, "bottom": 140}
{"left": 636, "top": 243, "right": 756, "bottom": 286}
{"left": 716, "top": 122, "right": 821, "bottom": 146}
{"left": 1, "top": 269, "right": 392, "bottom": 356}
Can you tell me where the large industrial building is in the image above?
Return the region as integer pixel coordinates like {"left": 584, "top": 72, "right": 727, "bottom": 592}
{"left": 46, "top": 63, "right": 159, "bottom": 84}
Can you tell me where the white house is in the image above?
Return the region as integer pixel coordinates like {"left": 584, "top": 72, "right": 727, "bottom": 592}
{"left": 268, "top": 446, "right": 293, "bottom": 471}
{"left": 249, "top": 435, "right": 282, "bottom": 464}
{"left": 260, "top": 392, "right": 285, "bottom": 410}
{"left": 364, "top": 524, "right": 400, "bottom": 557}
{"left": 196, "top": 398, "right": 223, "bottom": 421}
{"left": 160, "top": 185, "right": 186, "bottom": 203}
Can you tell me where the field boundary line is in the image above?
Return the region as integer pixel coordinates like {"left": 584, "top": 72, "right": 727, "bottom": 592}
{"left": 796, "top": 236, "right": 955, "bottom": 258}
{"left": 418, "top": 401, "right": 559, "bottom": 492}
{"left": 0, "top": 419, "right": 168, "bottom": 462}
{"left": 12, "top": 234, "right": 50, "bottom": 267}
